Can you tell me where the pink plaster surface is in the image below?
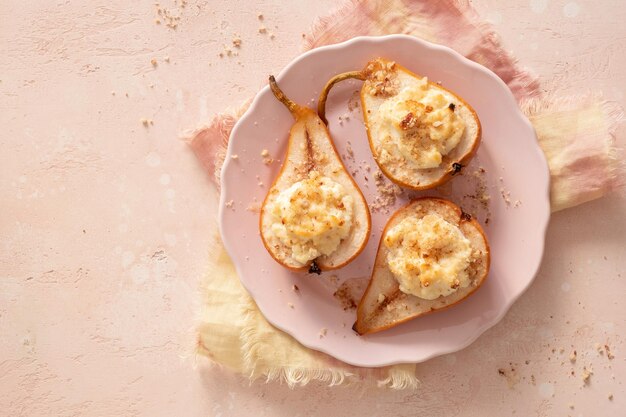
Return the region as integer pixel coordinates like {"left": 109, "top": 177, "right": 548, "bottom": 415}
{"left": 0, "top": 1, "right": 624, "bottom": 416}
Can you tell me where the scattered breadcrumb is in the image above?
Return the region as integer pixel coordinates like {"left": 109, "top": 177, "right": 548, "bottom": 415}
{"left": 154, "top": 2, "right": 184, "bottom": 29}
{"left": 570, "top": 350, "right": 577, "bottom": 363}
{"left": 337, "top": 114, "right": 352, "bottom": 126}
{"left": 287, "top": 302, "right": 294, "bottom": 309}
{"left": 246, "top": 203, "right": 261, "bottom": 213}
{"left": 220, "top": 46, "right": 236, "bottom": 58}
{"left": 225, "top": 199, "right": 234, "bottom": 208}
{"left": 377, "top": 293, "right": 386, "bottom": 303}
{"left": 608, "top": 393, "right": 613, "bottom": 400}
{"left": 582, "top": 366, "right": 592, "bottom": 384}
{"left": 496, "top": 363, "right": 520, "bottom": 388}
{"left": 605, "top": 344, "right": 615, "bottom": 359}
{"left": 258, "top": 25, "right": 267, "bottom": 34}
{"left": 292, "top": 284, "right": 299, "bottom": 292}
{"left": 345, "top": 141, "right": 354, "bottom": 159}
{"left": 318, "top": 328, "right": 327, "bottom": 338}
{"left": 500, "top": 188, "right": 511, "bottom": 206}
{"left": 370, "top": 170, "right": 403, "bottom": 213}
{"left": 164, "top": 56, "right": 170, "bottom": 63}
{"left": 231, "top": 154, "right": 239, "bottom": 160}
{"left": 568, "top": 404, "right": 574, "bottom": 410}
{"left": 151, "top": 58, "right": 158, "bottom": 67}
{"left": 261, "top": 149, "right": 274, "bottom": 165}
{"left": 140, "top": 118, "right": 153, "bottom": 127}
{"left": 257, "top": 13, "right": 264, "bottom": 20}
{"left": 347, "top": 91, "right": 360, "bottom": 112}
{"left": 232, "top": 35, "right": 242, "bottom": 48}
{"left": 596, "top": 343, "right": 604, "bottom": 355}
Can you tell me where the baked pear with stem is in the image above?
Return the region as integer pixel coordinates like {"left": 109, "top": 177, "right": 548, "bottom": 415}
{"left": 260, "top": 76, "right": 371, "bottom": 274}
{"left": 318, "top": 58, "right": 482, "bottom": 190}
{"left": 354, "top": 197, "right": 490, "bottom": 335}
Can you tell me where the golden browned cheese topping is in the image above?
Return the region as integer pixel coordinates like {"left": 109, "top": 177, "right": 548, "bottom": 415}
{"left": 384, "top": 214, "right": 472, "bottom": 300}
{"left": 375, "top": 77, "right": 466, "bottom": 169}
{"left": 268, "top": 171, "right": 354, "bottom": 266}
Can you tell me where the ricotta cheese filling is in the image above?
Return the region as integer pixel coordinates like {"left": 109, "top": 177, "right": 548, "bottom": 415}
{"left": 269, "top": 171, "right": 354, "bottom": 265}
{"left": 384, "top": 213, "right": 472, "bottom": 300}
{"left": 376, "top": 79, "right": 466, "bottom": 169}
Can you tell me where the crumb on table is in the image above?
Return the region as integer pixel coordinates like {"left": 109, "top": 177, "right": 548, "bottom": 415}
{"left": 605, "top": 344, "right": 615, "bottom": 359}
{"left": 581, "top": 366, "right": 592, "bottom": 385}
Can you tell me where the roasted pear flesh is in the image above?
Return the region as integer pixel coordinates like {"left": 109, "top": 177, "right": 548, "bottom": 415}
{"left": 259, "top": 76, "right": 371, "bottom": 273}
{"left": 354, "top": 197, "right": 490, "bottom": 335}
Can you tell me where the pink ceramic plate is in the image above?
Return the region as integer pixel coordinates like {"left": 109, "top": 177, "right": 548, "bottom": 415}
{"left": 219, "top": 35, "right": 550, "bottom": 367}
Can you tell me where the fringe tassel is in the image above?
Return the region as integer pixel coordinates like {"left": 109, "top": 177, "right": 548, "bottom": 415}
{"left": 377, "top": 364, "right": 420, "bottom": 389}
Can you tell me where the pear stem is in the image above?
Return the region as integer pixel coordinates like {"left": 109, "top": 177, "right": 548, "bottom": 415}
{"left": 269, "top": 75, "right": 299, "bottom": 117}
{"left": 317, "top": 71, "right": 366, "bottom": 125}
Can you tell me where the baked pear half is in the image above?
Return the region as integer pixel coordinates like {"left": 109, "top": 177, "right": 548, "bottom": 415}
{"left": 260, "top": 76, "right": 371, "bottom": 273}
{"left": 354, "top": 197, "right": 490, "bottom": 335}
{"left": 318, "top": 57, "right": 481, "bottom": 190}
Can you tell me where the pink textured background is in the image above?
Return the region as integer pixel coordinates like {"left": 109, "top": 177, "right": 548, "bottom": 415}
{"left": 1, "top": 0, "right": 624, "bottom": 416}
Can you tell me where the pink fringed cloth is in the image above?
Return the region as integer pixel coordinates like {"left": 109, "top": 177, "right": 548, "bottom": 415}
{"left": 191, "top": 0, "right": 624, "bottom": 388}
